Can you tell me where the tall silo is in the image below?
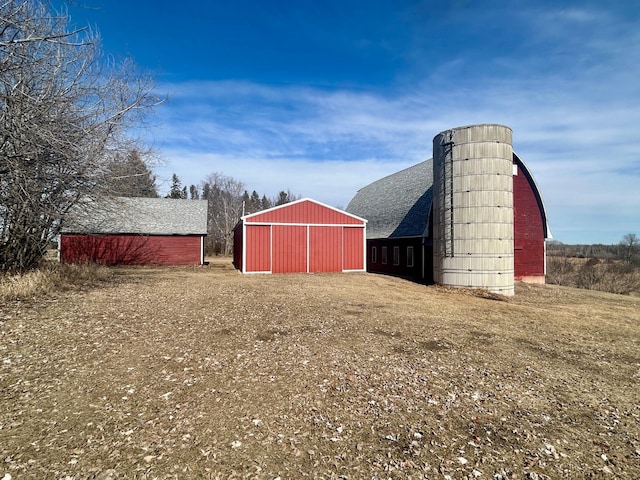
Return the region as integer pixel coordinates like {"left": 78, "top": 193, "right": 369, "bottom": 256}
{"left": 432, "top": 124, "right": 515, "bottom": 296}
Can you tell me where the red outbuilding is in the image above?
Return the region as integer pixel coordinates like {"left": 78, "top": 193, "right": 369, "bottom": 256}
{"left": 233, "top": 198, "right": 367, "bottom": 274}
{"left": 60, "top": 197, "right": 208, "bottom": 266}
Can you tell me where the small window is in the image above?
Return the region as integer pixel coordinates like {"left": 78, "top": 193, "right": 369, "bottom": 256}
{"left": 371, "top": 247, "right": 377, "bottom": 263}
{"left": 393, "top": 246, "right": 400, "bottom": 266}
{"left": 381, "top": 246, "right": 388, "bottom": 264}
{"left": 407, "top": 246, "right": 414, "bottom": 267}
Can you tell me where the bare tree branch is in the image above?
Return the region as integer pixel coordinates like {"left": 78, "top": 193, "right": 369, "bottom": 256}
{"left": 201, "top": 173, "right": 245, "bottom": 256}
{"left": 0, "top": 0, "right": 161, "bottom": 271}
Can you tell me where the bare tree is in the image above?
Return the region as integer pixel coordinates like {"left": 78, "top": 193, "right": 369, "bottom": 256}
{"left": 201, "top": 172, "right": 244, "bottom": 256}
{"left": 619, "top": 233, "right": 639, "bottom": 265}
{"left": 0, "top": 1, "right": 160, "bottom": 271}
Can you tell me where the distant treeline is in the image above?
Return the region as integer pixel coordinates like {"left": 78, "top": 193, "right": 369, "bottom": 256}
{"left": 547, "top": 234, "right": 639, "bottom": 266}
{"left": 548, "top": 242, "right": 621, "bottom": 259}
{"left": 546, "top": 234, "right": 640, "bottom": 295}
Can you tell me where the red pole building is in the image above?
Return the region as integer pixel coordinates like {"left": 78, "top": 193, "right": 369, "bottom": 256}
{"left": 233, "top": 198, "right": 367, "bottom": 274}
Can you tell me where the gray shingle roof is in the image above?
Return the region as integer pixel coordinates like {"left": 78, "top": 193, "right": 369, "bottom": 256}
{"left": 62, "top": 197, "right": 208, "bottom": 235}
{"left": 346, "top": 159, "right": 433, "bottom": 239}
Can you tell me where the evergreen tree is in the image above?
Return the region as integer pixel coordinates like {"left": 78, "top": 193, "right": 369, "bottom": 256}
{"left": 275, "top": 190, "right": 290, "bottom": 206}
{"left": 274, "top": 189, "right": 299, "bottom": 206}
{"left": 261, "top": 194, "right": 272, "bottom": 211}
{"left": 167, "top": 173, "right": 183, "bottom": 199}
{"left": 250, "top": 190, "right": 261, "bottom": 211}
{"left": 104, "top": 149, "right": 158, "bottom": 198}
{"left": 241, "top": 190, "right": 262, "bottom": 214}
{"left": 241, "top": 191, "right": 251, "bottom": 214}
{"left": 202, "top": 182, "right": 211, "bottom": 201}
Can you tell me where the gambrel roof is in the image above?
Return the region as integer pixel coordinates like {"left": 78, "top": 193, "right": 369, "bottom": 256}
{"left": 346, "top": 153, "right": 550, "bottom": 241}
{"left": 62, "top": 197, "right": 208, "bottom": 235}
{"left": 346, "top": 159, "right": 433, "bottom": 239}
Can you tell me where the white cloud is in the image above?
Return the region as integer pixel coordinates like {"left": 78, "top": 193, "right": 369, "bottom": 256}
{"left": 148, "top": 2, "right": 640, "bottom": 244}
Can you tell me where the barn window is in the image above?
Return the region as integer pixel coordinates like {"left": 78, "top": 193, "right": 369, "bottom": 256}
{"left": 371, "top": 247, "right": 377, "bottom": 263}
{"left": 393, "top": 246, "right": 400, "bottom": 266}
{"left": 407, "top": 246, "right": 414, "bottom": 267}
{"left": 382, "top": 246, "right": 388, "bottom": 264}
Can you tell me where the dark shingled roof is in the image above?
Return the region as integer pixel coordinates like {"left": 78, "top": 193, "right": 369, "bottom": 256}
{"left": 346, "top": 159, "right": 433, "bottom": 239}
{"left": 62, "top": 197, "right": 208, "bottom": 235}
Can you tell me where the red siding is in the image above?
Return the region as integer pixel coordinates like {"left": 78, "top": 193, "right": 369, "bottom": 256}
{"left": 245, "top": 225, "right": 271, "bottom": 272}
{"left": 343, "top": 226, "right": 365, "bottom": 270}
{"left": 272, "top": 225, "right": 307, "bottom": 273}
{"left": 60, "top": 234, "right": 203, "bottom": 266}
{"left": 247, "top": 199, "right": 363, "bottom": 225}
{"left": 237, "top": 199, "right": 366, "bottom": 274}
{"left": 513, "top": 160, "right": 546, "bottom": 282}
{"left": 309, "top": 226, "right": 342, "bottom": 272}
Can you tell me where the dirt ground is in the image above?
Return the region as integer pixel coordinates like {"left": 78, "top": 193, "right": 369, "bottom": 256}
{"left": 1, "top": 258, "right": 639, "bottom": 479}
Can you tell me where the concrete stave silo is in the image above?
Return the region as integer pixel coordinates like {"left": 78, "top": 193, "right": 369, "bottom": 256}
{"left": 432, "top": 124, "right": 515, "bottom": 296}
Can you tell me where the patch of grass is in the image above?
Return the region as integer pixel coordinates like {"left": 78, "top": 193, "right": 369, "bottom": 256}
{"left": 0, "top": 261, "right": 114, "bottom": 303}
{"left": 547, "top": 256, "right": 640, "bottom": 295}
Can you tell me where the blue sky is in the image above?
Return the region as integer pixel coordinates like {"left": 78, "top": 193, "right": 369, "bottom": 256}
{"left": 63, "top": 0, "right": 640, "bottom": 244}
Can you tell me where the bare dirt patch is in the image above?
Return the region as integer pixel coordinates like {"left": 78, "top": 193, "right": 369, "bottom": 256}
{"left": 1, "top": 258, "right": 639, "bottom": 479}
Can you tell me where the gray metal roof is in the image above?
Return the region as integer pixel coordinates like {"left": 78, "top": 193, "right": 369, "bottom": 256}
{"left": 346, "top": 159, "right": 433, "bottom": 239}
{"left": 62, "top": 197, "right": 208, "bottom": 235}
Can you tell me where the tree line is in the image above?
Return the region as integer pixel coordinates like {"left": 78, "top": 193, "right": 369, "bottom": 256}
{"left": 113, "top": 160, "right": 301, "bottom": 256}
{"left": 547, "top": 233, "right": 639, "bottom": 266}
{"left": 546, "top": 234, "right": 640, "bottom": 295}
{"left": 164, "top": 172, "right": 299, "bottom": 256}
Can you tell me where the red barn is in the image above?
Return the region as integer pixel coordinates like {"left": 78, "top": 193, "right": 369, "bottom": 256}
{"left": 513, "top": 153, "right": 549, "bottom": 283}
{"left": 347, "top": 153, "right": 550, "bottom": 284}
{"left": 60, "top": 197, "right": 208, "bottom": 266}
{"left": 233, "top": 198, "right": 367, "bottom": 274}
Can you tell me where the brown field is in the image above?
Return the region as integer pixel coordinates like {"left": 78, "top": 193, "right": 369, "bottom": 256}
{"left": 1, "top": 258, "right": 639, "bottom": 479}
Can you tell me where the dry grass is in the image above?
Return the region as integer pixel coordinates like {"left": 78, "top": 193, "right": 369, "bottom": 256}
{"left": 1, "top": 257, "right": 639, "bottom": 479}
{"left": 0, "top": 262, "right": 114, "bottom": 303}
{"left": 547, "top": 256, "right": 640, "bottom": 296}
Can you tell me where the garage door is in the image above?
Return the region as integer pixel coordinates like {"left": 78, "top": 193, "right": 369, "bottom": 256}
{"left": 272, "top": 225, "right": 307, "bottom": 273}
{"left": 309, "top": 226, "right": 342, "bottom": 272}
